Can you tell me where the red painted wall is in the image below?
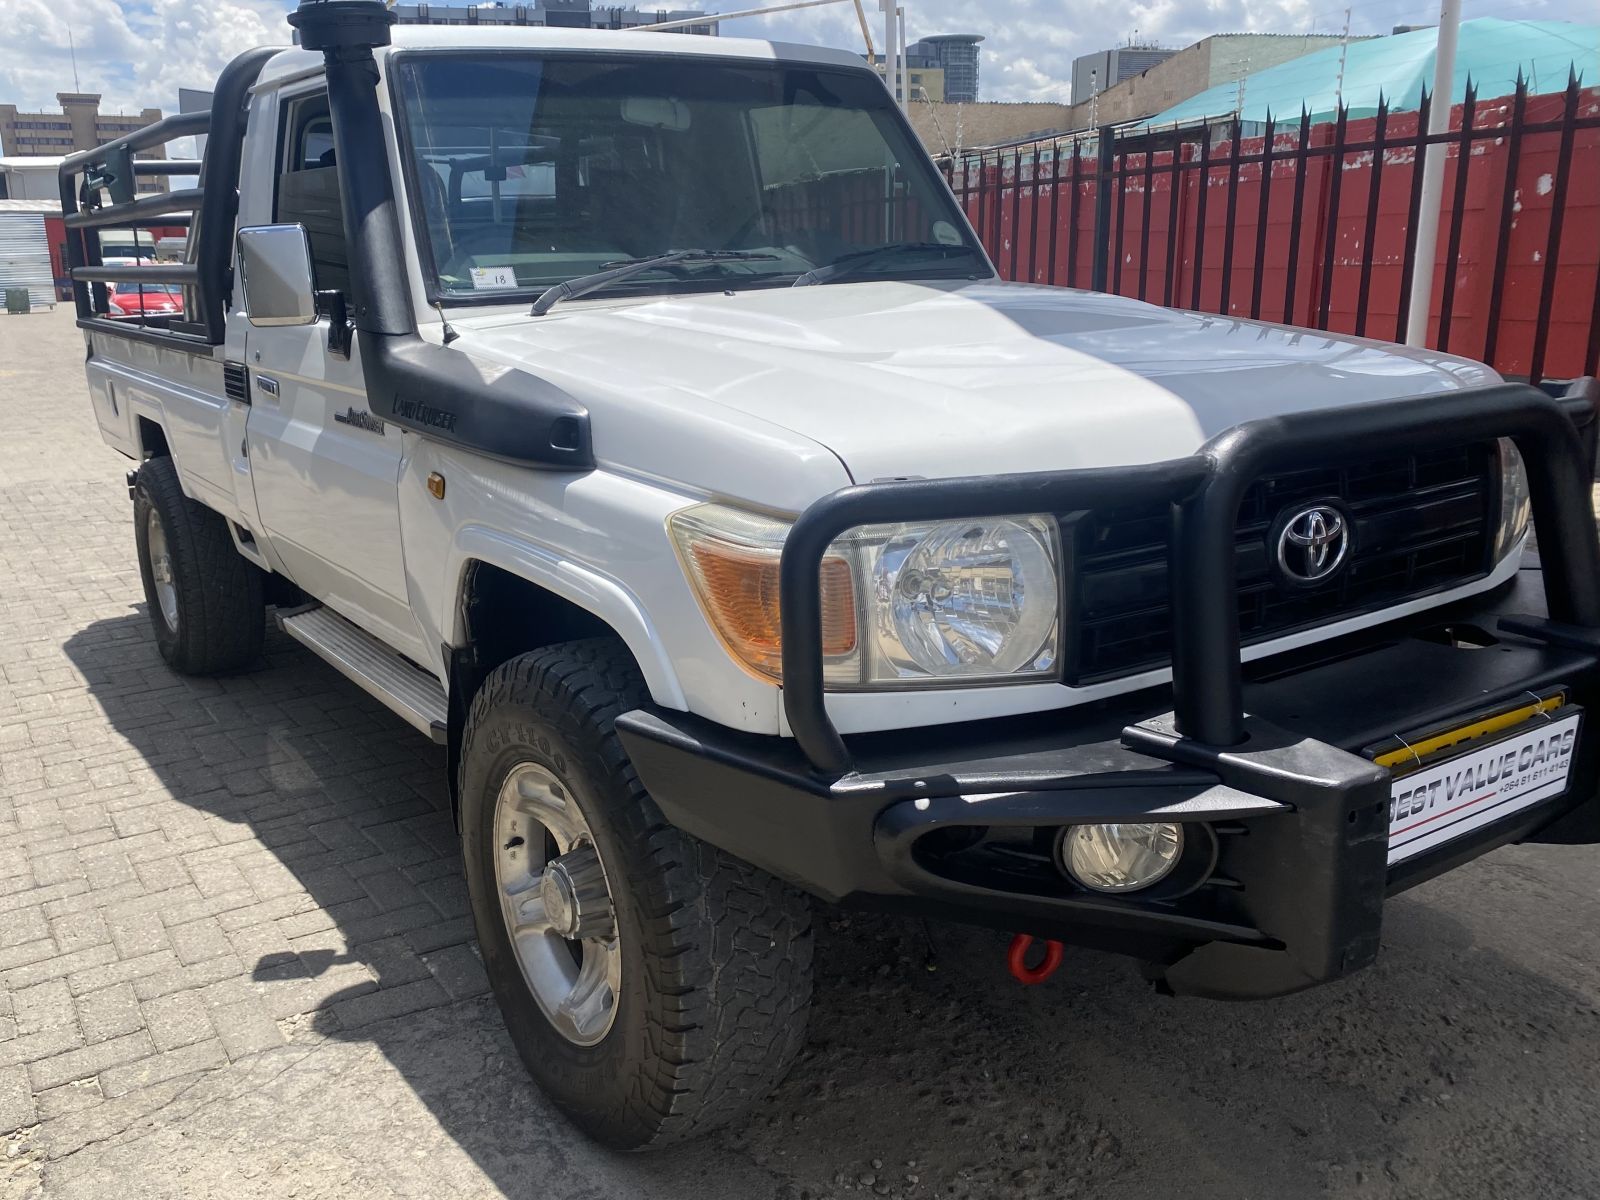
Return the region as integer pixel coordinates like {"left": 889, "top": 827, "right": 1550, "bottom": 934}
{"left": 953, "top": 86, "right": 1600, "bottom": 382}
{"left": 46, "top": 215, "right": 68, "bottom": 300}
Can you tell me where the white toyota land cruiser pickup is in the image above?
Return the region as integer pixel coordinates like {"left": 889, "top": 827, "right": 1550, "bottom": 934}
{"left": 59, "top": 0, "right": 1600, "bottom": 1149}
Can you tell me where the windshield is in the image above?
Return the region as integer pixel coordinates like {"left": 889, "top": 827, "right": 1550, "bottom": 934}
{"left": 393, "top": 53, "right": 988, "bottom": 303}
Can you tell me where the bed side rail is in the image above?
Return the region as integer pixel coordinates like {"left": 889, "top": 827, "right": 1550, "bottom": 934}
{"left": 58, "top": 47, "right": 281, "bottom": 349}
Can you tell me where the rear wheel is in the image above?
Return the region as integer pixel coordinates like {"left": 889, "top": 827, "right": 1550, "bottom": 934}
{"left": 460, "top": 639, "right": 813, "bottom": 1149}
{"left": 133, "top": 455, "right": 264, "bottom": 674}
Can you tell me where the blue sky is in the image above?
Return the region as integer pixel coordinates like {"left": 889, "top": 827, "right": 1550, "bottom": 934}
{"left": 1, "top": 0, "right": 1592, "bottom": 117}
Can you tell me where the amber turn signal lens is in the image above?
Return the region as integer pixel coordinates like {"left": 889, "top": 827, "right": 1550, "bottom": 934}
{"left": 680, "top": 541, "right": 856, "bottom": 682}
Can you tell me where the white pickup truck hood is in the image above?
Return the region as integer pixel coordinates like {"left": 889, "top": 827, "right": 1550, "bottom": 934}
{"left": 455, "top": 280, "right": 1499, "bottom": 490}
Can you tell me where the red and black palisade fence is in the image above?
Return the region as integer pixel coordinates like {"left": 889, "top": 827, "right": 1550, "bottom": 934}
{"left": 940, "top": 74, "right": 1600, "bottom": 385}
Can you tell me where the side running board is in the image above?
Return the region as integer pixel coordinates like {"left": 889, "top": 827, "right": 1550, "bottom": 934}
{"left": 276, "top": 606, "right": 447, "bottom": 744}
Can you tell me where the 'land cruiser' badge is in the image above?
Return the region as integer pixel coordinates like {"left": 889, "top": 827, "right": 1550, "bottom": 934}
{"left": 334, "top": 407, "right": 387, "bottom": 435}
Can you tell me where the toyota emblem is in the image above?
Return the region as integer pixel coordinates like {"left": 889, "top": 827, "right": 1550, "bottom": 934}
{"left": 1276, "top": 504, "right": 1350, "bottom": 584}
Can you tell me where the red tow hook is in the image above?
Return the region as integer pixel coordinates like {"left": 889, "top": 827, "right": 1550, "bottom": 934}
{"left": 1007, "top": 934, "right": 1064, "bottom": 985}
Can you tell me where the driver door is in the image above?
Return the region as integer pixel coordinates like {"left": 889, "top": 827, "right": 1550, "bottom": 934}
{"left": 244, "top": 87, "right": 428, "bottom": 662}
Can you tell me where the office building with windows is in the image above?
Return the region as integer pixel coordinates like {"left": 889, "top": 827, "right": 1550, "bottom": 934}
{"left": 869, "top": 33, "right": 982, "bottom": 103}
{"left": 0, "top": 94, "right": 166, "bottom": 193}
{"left": 1071, "top": 46, "right": 1179, "bottom": 106}
{"left": 913, "top": 34, "right": 983, "bottom": 103}
{"left": 868, "top": 53, "right": 946, "bottom": 102}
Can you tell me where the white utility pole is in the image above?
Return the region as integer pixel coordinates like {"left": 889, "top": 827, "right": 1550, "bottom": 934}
{"left": 878, "top": 0, "right": 901, "bottom": 110}
{"left": 897, "top": 5, "right": 908, "bottom": 112}
{"left": 1404, "top": 0, "right": 1462, "bottom": 347}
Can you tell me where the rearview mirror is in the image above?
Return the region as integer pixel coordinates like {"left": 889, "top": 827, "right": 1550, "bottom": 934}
{"left": 621, "top": 96, "right": 690, "bottom": 132}
{"left": 238, "top": 224, "right": 317, "bottom": 327}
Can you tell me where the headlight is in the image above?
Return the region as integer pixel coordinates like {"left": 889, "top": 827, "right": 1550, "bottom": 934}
{"left": 1494, "top": 438, "right": 1531, "bottom": 560}
{"left": 832, "top": 515, "right": 1059, "bottom": 686}
{"left": 669, "top": 504, "right": 1060, "bottom": 688}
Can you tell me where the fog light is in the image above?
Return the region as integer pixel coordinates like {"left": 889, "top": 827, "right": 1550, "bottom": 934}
{"left": 1059, "top": 823, "right": 1184, "bottom": 893}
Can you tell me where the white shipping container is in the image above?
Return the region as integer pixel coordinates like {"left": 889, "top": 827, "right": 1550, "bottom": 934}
{"left": 0, "top": 212, "right": 56, "bottom": 310}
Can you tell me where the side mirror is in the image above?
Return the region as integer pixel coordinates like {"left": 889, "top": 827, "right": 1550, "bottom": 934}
{"left": 237, "top": 224, "right": 317, "bottom": 326}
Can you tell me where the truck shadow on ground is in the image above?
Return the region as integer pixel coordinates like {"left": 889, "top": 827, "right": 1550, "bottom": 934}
{"left": 63, "top": 607, "right": 1600, "bottom": 1200}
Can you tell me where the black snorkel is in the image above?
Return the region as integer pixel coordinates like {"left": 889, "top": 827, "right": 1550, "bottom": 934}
{"left": 287, "top": 0, "right": 592, "bottom": 468}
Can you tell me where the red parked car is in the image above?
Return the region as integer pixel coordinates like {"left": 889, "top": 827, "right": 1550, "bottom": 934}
{"left": 105, "top": 280, "right": 183, "bottom": 318}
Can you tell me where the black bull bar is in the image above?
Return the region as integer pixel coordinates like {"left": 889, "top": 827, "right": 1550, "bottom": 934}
{"left": 778, "top": 380, "right": 1600, "bottom": 776}
{"left": 618, "top": 378, "right": 1600, "bottom": 998}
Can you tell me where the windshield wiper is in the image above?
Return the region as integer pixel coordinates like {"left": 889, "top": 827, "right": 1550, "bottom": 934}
{"left": 791, "top": 242, "right": 984, "bottom": 288}
{"left": 530, "top": 250, "right": 779, "bottom": 316}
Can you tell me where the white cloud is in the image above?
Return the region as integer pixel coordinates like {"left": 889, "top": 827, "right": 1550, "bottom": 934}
{"left": 0, "top": 0, "right": 146, "bottom": 113}
{"left": 0, "top": 0, "right": 1593, "bottom": 115}
{"left": 134, "top": 0, "right": 284, "bottom": 111}
{"left": 721, "top": 0, "right": 1597, "bottom": 101}
{"left": 0, "top": 0, "right": 284, "bottom": 116}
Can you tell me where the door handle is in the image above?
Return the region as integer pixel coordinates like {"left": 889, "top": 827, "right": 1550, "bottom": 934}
{"left": 257, "top": 375, "right": 281, "bottom": 401}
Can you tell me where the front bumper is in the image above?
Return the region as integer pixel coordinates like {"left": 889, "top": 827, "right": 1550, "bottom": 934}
{"left": 621, "top": 572, "right": 1600, "bottom": 999}
{"left": 618, "top": 380, "right": 1600, "bottom": 1001}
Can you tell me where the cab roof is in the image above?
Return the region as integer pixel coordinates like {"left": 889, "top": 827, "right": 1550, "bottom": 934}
{"left": 255, "top": 26, "right": 873, "bottom": 87}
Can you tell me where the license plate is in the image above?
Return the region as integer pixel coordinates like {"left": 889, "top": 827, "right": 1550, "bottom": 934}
{"left": 1379, "top": 703, "right": 1582, "bottom": 865}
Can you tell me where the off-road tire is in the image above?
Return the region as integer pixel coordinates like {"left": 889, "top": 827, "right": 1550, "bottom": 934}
{"left": 133, "top": 455, "right": 264, "bottom": 674}
{"left": 459, "top": 638, "right": 813, "bottom": 1150}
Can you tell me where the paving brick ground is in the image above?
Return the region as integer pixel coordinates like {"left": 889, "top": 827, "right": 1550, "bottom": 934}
{"left": 0, "top": 309, "right": 487, "bottom": 1185}
{"left": 5, "top": 305, "right": 1600, "bottom": 1200}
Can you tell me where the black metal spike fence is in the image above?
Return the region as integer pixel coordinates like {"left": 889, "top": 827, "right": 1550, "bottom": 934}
{"left": 940, "top": 74, "right": 1600, "bottom": 385}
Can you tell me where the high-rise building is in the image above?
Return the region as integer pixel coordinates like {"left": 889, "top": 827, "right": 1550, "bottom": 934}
{"left": 913, "top": 34, "right": 983, "bottom": 103}
{"left": 1071, "top": 46, "right": 1178, "bottom": 106}
{"left": 867, "top": 47, "right": 946, "bottom": 102}
{"left": 392, "top": 2, "right": 717, "bottom": 34}
{"left": 0, "top": 94, "right": 166, "bottom": 193}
